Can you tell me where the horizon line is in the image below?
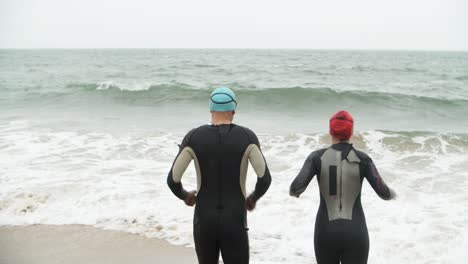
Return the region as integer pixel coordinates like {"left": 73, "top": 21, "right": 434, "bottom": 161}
{"left": 0, "top": 47, "right": 467, "bottom": 52}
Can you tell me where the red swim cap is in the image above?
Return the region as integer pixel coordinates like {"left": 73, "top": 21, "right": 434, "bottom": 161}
{"left": 329, "top": 110, "right": 354, "bottom": 140}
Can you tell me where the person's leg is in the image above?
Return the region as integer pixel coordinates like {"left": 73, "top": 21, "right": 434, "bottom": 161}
{"left": 194, "top": 216, "right": 220, "bottom": 264}
{"left": 219, "top": 214, "right": 249, "bottom": 264}
{"left": 314, "top": 220, "right": 341, "bottom": 264}
{"left": 314, "top": 236, "right": 340, "bottom": 264}
{"left": 340, "top": 228, "right": 369, "bottom": 264}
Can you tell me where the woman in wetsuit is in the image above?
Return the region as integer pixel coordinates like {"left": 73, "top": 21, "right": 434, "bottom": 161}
{"left": 289, "top": 110, "right": 396, "bottom": 264}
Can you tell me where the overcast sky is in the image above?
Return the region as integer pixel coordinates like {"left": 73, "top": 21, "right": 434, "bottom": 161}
{"left": 1, "top": 0, "right": 467, "bottom": 50}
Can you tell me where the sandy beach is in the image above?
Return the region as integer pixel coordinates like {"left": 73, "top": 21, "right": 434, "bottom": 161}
{"left": 0, "top": 225, "right": 197, "bottom": 264}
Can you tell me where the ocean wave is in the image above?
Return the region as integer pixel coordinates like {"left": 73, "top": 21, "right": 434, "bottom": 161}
{"left": 302, "top": 69, "right": 330, "bottom": 75}
{"left": 193, "top": 64, "right": 216, "bottom": 68}
{"left": 350, "top": 65, "right": 429, "bottom": 74}
{"left": 455, "top": 75, "right": 468, "bottom": 81}
{"left": 234, "top": 86, "right": 468, "bottom": 106}
{"left": 12, "top": 83, "right": 468, "bottom": 116}
{"left": 64, "top": 82, "right": 468, "bottom": 105}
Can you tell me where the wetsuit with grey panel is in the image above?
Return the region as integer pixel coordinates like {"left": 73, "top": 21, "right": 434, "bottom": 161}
{"left": 167, "top": 124, "right": 271, "bottom": 264}
{"left": 290, "top": 143, "right": 394, "bottom": 264}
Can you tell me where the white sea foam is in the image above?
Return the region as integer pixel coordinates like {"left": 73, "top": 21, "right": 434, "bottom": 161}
{"left": 0, "top": 121, "right": 467, "bottom": 264}
{"left": 96, "top": 81, "right": 153, "bottom": 91}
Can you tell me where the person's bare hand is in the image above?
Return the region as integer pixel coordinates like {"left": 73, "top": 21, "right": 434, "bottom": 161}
{"left": 184, "top": 191, "right": 197, "bottom": 206}
{"left": 245, "top": 195, "right": 256, "bottom": 211}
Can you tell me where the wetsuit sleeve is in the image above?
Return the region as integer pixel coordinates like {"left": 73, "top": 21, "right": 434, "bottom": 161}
{"left": 289, "top": 151, "right": 318, "bottom": 197}
{"left": 362, "top": 159, "right": 395, "bottom": 200}
{"left": 248, "top": 133, "right": 272, "bottom": 202}
{"left": 167, "top": 129, "right": 196, "bottom": 201}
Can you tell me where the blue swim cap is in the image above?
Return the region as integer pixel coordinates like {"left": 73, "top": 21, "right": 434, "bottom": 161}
{"left": 210, "top": 87, "right": 237, "bottom": 112}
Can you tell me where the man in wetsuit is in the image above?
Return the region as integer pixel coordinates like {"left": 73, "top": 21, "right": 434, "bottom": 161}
{"left": 167, "top": 87, "right": 272, "bottom": 264}
{"left": 289, "top": 110, "right": 396, "bottom": 264}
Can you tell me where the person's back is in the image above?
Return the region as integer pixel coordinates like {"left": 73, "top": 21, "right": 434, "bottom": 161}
{"left": 167, "top": 87, "right": 271, "bottom": 264}
{"left": 187, "top": 124, "right": 268, "bottom": 212}
{"left": 290, "top": 110, "right": 396, "bottom": 264}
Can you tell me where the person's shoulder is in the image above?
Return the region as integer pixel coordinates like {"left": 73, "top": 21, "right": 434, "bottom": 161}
{"left": 185, "top": 126, "right": 201, "bottom": 136}
{"left": 351, "top": 146, "right": 371, "bottom": 161}
{"left": 193, "top": 123, "right": 215, "bottom": 131}
{"left": 233, "top": 124, "right": 261, "bottom": 145}
{"left": 234, "top": 124, "right": 254, "bottom": 133}
{"left": 182, "top": 125, "right": 208, "bottom": 142}
{"left": 309, "top": 147, "right": 328, "bottom": 160}
{"left": 235, "top": 124, "right": 257, "bottom": 137}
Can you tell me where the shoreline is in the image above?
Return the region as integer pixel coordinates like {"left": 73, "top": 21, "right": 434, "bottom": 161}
{"left": 0, "top": 224, "right": 196, "bottom": 264}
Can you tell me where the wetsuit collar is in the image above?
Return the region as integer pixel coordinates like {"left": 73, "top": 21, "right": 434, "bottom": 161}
{"left": 209, "top": 122, "right": 234, "bottom": 127}
{"left": 331, "top": 142, "right": 353, "bottom": 151}
{"left": 331, "top": 142, "right": 355, "bottom": 160}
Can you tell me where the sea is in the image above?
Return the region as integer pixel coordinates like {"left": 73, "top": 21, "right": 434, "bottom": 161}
{"left": 1, "top": 49, "right": 467, "bottom": 263}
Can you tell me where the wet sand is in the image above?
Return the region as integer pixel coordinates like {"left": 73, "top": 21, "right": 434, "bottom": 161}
{"left": 0, "top": 225, "right": 196, "bottom": 264}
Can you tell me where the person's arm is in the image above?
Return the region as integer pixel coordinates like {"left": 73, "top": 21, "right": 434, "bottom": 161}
{"left": 289, "top": 151, "right": 318, "bottom": 197}
{"left": 362, "top": 158, "right": 396, "bottom": 200}
{"left": 244, "top": 132, "right": 272, "bottom": 210}
{"left": 247, "top": 145, "right": 272, "bottom": 201}
{"left": 167, "top": 129, "right": 197, "bottom": 204}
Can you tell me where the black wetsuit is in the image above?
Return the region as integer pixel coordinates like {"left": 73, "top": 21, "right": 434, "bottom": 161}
{"left": 290, "top": 143, "right": 394, "bottom": 264}
{"left": 167, "top": 124, "right": 272, "bottom": 264}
